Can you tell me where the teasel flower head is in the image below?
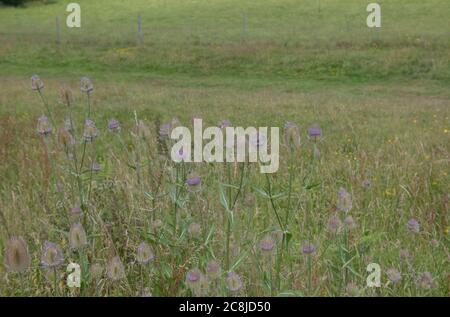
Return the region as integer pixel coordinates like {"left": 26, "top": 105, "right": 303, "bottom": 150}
{"left": 4, "top": 236, "right": 30, "bottom": 273}
{"left": 399, "top": 249, "right": 411, "bottom": 261}
{"left": 41, "top": 241, "right": 64, "bottom": 268}
{"left": 206, "top": 260, "right": 221, "bottom": 279}
{"left": 185, "top": 268, "right": 205, "bottom": 294}
{"left": 37, "top": 115, "right": 52, "bottom": 136}
{"left": 302, "top": 241, "right": 316, "bottom": 255}
{"left": 225, "top": 271, "right": 243, "bottom": 293}
{"left": 386, "top": 268, "right": 402, "bottom": 284}
{"left": 284, "top": 121, "right": 301, "bottom": 151}
{"left": 308, "top": 125, "right": 322, "bottom": 139}
{"left": 31, "top": 74, "right": 44, "bottom": 91}
{"left": 89, "top": 263, "right": 103, "bottom": 280}
{"left": 327, "top": 215, "right": 342, "bottom": 233}
{"left": 107, "top": 256, "right": 126, "bottom": 281}
{"left": 83, "top": 119, "right": 98, "bottom": 141}
{"left": 69, "top": 223, "right": 88, "bottom": 250}
{"left": 58, "top": 128, "right": 75, "bottom": 148}
{"left": 337, "top": 187, "right": 352, "bottom": 213}
{"left": 108, "top": 118, "right": 120, "bottom": 132}
{"left": 344, "top": 215, "right": 356, "bottom": 230}
{"left": 259, "top": 235, "right": 275, "bottom": 253}
{"left": 59, "top": 85, "right": 72, "bottom": 105}
{"left": 345, "top": 282, "right": 360, "bottom": 297}
{"left": 407, "top": 218, "right": 420, "bottom": 233}
{"left": 186, "top": 174, "right": 201, "bottom": 192}
{"left": 136, "top": 242, "right": 155, "bottom": 265}
{"left": 417, "top": 272, "right": 435, "bottom": 289}
{"left": 80, "top": 76, "right": 93, "bottom": 93}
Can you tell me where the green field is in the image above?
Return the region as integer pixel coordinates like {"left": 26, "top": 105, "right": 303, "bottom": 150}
{"left": 0, "top": 0, "right": 449, "bottom": 297}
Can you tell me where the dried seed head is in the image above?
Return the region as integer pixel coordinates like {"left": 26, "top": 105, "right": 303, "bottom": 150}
{"left": 284, "top": 121, "right": 301, "bottom": 150}
{"left": 37, "top": 115, "right": 52, "bottom": 136}
{"left": 108, "top": 118, "right": 120, "bottom": 132}
{"left": 327, "top": 215, "right": 342, "bottom": 233}
{"left": 59, "top": 85, "right": 72, "bottom": 105}
{"left": 225, "top": 271, "right": 243, "bottom": 293}
{"left": 107, "top": 256, "right": 126, "bottom": 281}
{"left": 302, "top": 241, "right": 316, "bottom": 255}
{"left": 344, "top": 215, "right": 356, "bottom": 230}
{"left": 83, "top": 119, "right": 98, "bottom": 141}
{"left": 386, "top": 268, "right": 402, "bottom": 284}
{"left": 69, "top": 223, "right": 88, "bottom": 250}
{"left": 136, "top": 242, "right": 155, "bottom": 265}
{"left": 41, "top": 241, "right": 64, "bottom": 268}
{"left": 407, "top": 218, "right": 420, "bottom": 233}
{"left": 337, "top": 187, "right": 352, "bottom": 213}
{"left": 4, "top": 236, "right": 30, "bottom": 273}
{"left": 206, "top": 260, "right": 221, "bottom": 279}
{"left": 31, "top": 74, "right": 44, "bottom": 91}
{"left": 89, "top": 263, "right": 103, "bottom": 280}
{"left": 80, "top": 76, "right": 93, "bottom": 93}
{"left": 259, "top": 235, "right": 275, "bottom": 252}
{"left": 417, "top": 272, "right": 435, "bottom": 289}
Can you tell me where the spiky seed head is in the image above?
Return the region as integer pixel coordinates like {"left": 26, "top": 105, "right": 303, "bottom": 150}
{"left": 4, "top": 236, "right": 30, "bottom": 273}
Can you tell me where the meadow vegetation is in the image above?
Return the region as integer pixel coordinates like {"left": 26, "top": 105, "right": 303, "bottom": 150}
{"left": 0, "top": 0, "right": 448, "bottom": 296}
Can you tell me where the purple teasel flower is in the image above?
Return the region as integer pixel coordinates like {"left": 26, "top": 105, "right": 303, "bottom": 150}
{"left": 206, "top": 260, "right": 221, "bottom": 279}
{"left": 185, "top": 268, "right": 202, "bottom": 285}
{"left": 284, "top": 121, "right": 301, "bottom": 150}
{"left": 41, "top": 241, "right": 64, "bottom": 268}
{"left": 37, "top": 115, "right": 53, "bottom": 136}
{"left": 302, "top": 241, "right": 316, "bottom": 255}
{"left": 136, "top": 241, "right": 155, "bottom": 265}
{"left": 225, "top": 271, "right": 243, "bottom": 292}
{"left": 337, "top": 187, "right": 352, "bottom": 213}
{"left": 327, "top": 215, "right": 342, "bottom": 233}
{"left": 219, "top": 119, "right": 232, "bottom": 130}
{"left": 417, "top": 272, "right": 434, "bottom": 289}
{"left": 386, "top": 268, "right": 402, "bottom": 284}
{"left": 407, "top": 218, "right": 420, "bottom": 233}
{"left": 344, "top": 215, "right": 356, "bottom": 230}
{"left": 108, "top": 118, "right": 120, "bottom": 132}
{"left": 259, "top": 235, "right": 275, "bottom": 252}
{"left": 308, "top": 125, "right": 322, "bottom": 139}
{"left": 186, "top": 175, "right": 201, "bottom": 187}
{"left": 399, "top": 249, "right": 411, "bottom": 261}
{"left": 83, "top": 119, "right": 98, "bottom": 141}
{"left": 31, "top": 74, "right": 44, "bottom": 91}
{"left": 4, "top": 236, "right": 30, "bottom": 273}
{"left": 80, "top": 76, "right": 93, "bottom": 93}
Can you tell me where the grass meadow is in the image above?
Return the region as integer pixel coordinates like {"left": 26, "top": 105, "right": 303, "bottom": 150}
{"left": 0, "top": 0, "right": 449, "bottom": 296}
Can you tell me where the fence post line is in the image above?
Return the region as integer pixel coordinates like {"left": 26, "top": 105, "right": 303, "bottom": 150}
{"left": 137, "top": 13, "right": 143, "bottom": 44}
{"left": 241, "top": 12, "right": 247, "bottom": 42}
{"left": 55, "top": 16, "right": 61, "bottom": 44}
